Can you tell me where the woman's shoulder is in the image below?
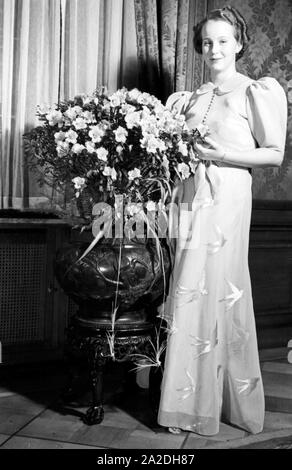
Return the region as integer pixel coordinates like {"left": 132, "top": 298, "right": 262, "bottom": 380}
{"left": 245, "top": 75, "right": 287, "bottom": 132}
{"left": 245, "top": 75, "right": 287, "bottom": 114}
{"left": 227, "top": 73, "right": 285, "bottom": 96}
{"left": 246, "top": 75, "right": 286, "bottom": 96}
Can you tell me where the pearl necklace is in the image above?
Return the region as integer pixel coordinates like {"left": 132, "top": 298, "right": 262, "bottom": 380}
{"left": 200, "top": 87, "right": 226, "bottom": 162}
{"left": 201, "top": 88, "right": 217, "bottom": 125}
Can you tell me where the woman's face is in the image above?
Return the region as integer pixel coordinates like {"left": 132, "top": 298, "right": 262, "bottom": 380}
{"left": 201, "top": 20, "right": 242, "bottom": 73}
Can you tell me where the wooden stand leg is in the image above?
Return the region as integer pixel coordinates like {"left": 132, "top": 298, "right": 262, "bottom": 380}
{"left": 84, "top": 353, "right": 106, "bottom": 425}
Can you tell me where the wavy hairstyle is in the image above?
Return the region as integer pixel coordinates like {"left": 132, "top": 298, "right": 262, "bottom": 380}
{"left": 193, "top": 5, "right": 250, "bottom": 61}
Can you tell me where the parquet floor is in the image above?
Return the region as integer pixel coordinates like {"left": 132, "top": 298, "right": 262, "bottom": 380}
{"left": 0, "top": 359, "right": 291, "bottom": 450}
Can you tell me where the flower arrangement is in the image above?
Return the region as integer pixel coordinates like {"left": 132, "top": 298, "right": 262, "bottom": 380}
{"left": 24, "top": 87, "right": 207, "bottom": 236}
{"left": 24, "top": 87, "right": 213, "bottom": 371}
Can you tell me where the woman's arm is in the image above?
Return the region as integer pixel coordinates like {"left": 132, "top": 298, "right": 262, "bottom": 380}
{"left": 194, "top": 77, "right": 287, "bottom": 169}
{"left": 194, "top": 136, "right": 284, "bottom": 168}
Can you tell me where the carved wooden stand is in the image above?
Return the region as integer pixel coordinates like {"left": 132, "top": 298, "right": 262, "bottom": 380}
{"left": 55, "top": 237, "right": 170, "bottom": 425}
{"left": 62, "top": 314, "right": 156, "bottom": 425}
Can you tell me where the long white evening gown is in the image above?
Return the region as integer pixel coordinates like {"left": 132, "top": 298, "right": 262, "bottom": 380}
{"left": 158, "top": 72, "right": 287, "bottom": 435}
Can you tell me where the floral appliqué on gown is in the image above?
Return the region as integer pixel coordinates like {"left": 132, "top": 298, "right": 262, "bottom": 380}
{"left": 158, "top": 73, "right": 287, "bottom": 435}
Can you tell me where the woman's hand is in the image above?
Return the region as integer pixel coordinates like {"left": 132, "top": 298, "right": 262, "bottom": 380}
{"left": 194, "top": 136, "right": 225, "bottom": 162}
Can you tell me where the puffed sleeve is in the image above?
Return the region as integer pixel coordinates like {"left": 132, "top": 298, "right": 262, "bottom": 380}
{"left": 246, "top": 77, "right": 287, "bottom": 157}
{"left": 165, "top": 91, "right": 192, "bottom": 115}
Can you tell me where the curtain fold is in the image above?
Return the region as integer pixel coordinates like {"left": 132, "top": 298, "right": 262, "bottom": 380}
{"left": 1, "top": 0, "right": 62, "bottom": 209}
{"left": 134, "top": 0, "right": 161, "bottom": 97}
{"left": 0, "top": 0, "right": 138, "bottom": 209}
{"left": 61, "top": 0, "right": 138, "bottom": 98}
{"left": 24, "top": 0, "right": 62, "bottom": 207}
{"left": 134, "top": 0, "right": 208, "bottom": 102}
{"left": 160, "top": 0, "right": 178, "bottom": 99}
{"left": 62, "top": 0, "right": 101, "bottom": 99}
{"left": 1, "top": 0, "right": 16, "bottom": 207}
{"left": 119, "top": 0, "right": 139, "bottom": 90}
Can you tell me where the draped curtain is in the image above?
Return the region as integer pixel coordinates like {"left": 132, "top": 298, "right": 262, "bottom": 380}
{"left": 133, "top": 0, "right": 208, "bottom": 103}
{"left": 0, "top": 0, "right": 138, "bottom": 210}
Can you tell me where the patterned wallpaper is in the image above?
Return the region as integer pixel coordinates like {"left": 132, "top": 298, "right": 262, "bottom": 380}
{"left": 207, "top": 0, "right": 292, "bottom": 200}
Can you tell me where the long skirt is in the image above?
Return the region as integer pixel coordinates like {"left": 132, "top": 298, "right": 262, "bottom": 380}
{"left": 157, "top": 162, "right": 265, "bottom": 435}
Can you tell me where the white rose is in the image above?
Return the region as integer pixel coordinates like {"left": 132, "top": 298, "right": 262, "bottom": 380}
{"left": 141, "top": 106, "right": 151, "bottom": 117}
{"left": 126, "top": 203, "right": 142, "bottom": 216}
{"left": 46, "top": 110, "right": 63, "bottom": 126}
{"left": 153, "top": 103, "right": 165, "bottom": 117}
{"left": 64, "top": 108, "right": 72, "bottom": 121}
{"left": 127, "top": 88, "right": 142, "bottom": 101}
{"left": 96, "top": 147, "right": 108, "bottom": 161}
{"left": 72, "top": 176, "right": 86, "bottom": 189}
{"left": 103, "top": 166, "right": 117, "bottom": 180}
{"left": 121, "top": 104, "right": 136, "bottom": 114}
{"left": 73, "top": 117, "right": 87, "bottom": 130}
{"left": 140, "top": 116, "right": 159, "bottom": 137}
{"left": 114, "top": 126, "right": 128, "bottom": 143}
{"left": 82, "top": 110, "right": 96, "bottom": 123}
{"left": 109, "top": 89, "right": 126, "bottom": 107}
{"left": 156, "top": 139, "right": 167, "bottom": 153}
{"left": 64, "top": 106, "right": 81, "bottom": 121}
{"left": 65, "top": 129, "right": 78, "bottom": 144}
{"left": 85, "top": 141, "right": 96, "bottom": 154}
{"left": 125, "top": 111, "right": 141, "bottom": 129}
{"left": 137, "top": 92, "right": 152, "bottom": 105}
{"left": 71, "top": 143, "right": 85, "bottom": 154}
{"left": 140, "top": 135, "right": 161, "bottom": 154}
{"left": 54, "top": 131, "right": 66, "bottom": 142}
{"left": 146, "top": 200, "right": 156, "bottom": 211}
{"left": 128, "top": 168, "right": 141, "bottom": 181}
{"left": 89, "top": 125, "right": 105, "bottom": 143}
{"left": 102, "top": 166, "right": 112, "bottom": 177}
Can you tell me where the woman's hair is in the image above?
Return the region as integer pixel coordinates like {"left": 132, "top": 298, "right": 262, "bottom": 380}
{"left": 193, "top": 5, "right": 250, "bottom": 61}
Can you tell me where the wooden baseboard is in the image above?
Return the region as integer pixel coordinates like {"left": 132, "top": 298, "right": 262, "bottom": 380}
{"left": 259, "top": 347, "right": 288, "bottom": 362}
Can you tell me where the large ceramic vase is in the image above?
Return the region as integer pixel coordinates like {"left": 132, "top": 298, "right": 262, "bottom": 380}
{"left": 55, "top": 232, "right": 171, "bottom": 425}
{"left": 54, "top": 233, "right": 171, "bottom": 332}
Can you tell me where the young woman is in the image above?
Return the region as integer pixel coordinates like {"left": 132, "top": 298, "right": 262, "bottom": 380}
{"left": 158, "top": 5, "right": 287, "bottom": 436}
